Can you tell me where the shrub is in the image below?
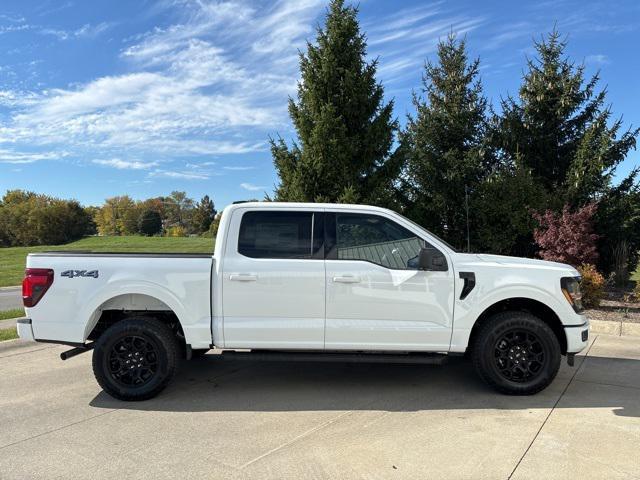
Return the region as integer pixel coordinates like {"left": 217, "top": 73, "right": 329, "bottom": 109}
{"left": 533, "top": 203, "right": 599, "bottom": 267}
{"left": 165, "top": 225, "right": 186, "bottom": 237}
{"left": 578, "top": 264, "right": 605, "bottom": 308}
{"left": 632, "top": 282, "right": 640, "bottom": 303}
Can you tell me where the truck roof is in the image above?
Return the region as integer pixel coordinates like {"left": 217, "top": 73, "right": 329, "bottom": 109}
{"left": 224, "top": 201, "right": 395, "bottom": 215}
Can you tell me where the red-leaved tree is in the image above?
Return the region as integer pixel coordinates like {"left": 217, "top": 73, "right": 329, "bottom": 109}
{"left": 532, "top": 203, "right": 599, "bottom": 266}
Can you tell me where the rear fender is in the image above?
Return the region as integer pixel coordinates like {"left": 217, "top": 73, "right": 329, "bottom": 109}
{"left": 82, "top": 281, "right": 189, "bottom": 342}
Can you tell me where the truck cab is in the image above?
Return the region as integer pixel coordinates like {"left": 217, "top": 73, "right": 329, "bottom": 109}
{"left": 18, "top": 202, "right": 589, "bottom": 400}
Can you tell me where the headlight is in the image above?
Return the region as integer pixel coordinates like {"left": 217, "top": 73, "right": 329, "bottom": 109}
{"left": 561, "top": 276, "right": 583, "bottom": 313}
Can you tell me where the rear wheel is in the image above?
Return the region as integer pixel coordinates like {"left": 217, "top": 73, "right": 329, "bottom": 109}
{"left": 472, "top": 311, "right": 561, "bottom": 395}
{"left": 92, "top": 317, "right": 178, "bottom": 401}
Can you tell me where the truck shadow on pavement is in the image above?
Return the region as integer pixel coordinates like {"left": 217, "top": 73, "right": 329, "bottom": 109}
{"left": 89, "top": 354, "right": 640, "bottom": 418}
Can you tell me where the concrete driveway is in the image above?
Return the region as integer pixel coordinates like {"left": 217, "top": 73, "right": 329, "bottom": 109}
{"left": 0, "top": 334, "right": 638, "bottom": 480}
{"left": 0, "top": 286, "right": 22, "bottom": 311}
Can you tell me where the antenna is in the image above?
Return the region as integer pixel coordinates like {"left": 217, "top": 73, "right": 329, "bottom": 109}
{"left": 465, "top": 185, "right": 470, "bottom": 253}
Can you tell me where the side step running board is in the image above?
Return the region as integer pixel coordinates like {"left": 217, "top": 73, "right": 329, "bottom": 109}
{"left": 220, "top": 350, "right": 448, "bottom": 365}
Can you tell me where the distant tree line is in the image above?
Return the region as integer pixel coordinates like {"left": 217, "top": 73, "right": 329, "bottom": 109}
{"left": 272, "top": 0, "right": 640, "bottom": 284}
{"left": 0, "top": 190, "right": 94, "bottom": 247}
{"left": 92, "top": 191, "right": 217, "bottom": 237}
{"left": 0, "top": 190, "right": 219, "bottom": 247}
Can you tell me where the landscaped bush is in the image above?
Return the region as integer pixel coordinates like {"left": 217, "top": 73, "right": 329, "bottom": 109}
{"left": 533, "top": 203, "right": 599, "bottom": 267}
{"left": 165, "top": 225, "right": 186, "bottom": 237}
{"left": 578, "top": 264, "right": 605, "bottom": 308}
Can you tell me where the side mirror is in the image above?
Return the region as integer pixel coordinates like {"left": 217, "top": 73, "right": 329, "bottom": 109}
{"left": 418, "top": 247, "right": 448, "bottom": 271}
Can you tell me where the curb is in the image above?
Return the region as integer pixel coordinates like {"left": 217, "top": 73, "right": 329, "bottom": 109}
{"left": 0, "top": 286, "right": 21, "bottom": 290}
{"left": 590, "top": 319, "right": 640, "bottom": 337}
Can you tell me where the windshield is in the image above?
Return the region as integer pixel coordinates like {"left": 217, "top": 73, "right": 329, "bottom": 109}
{"left": 397, "top": 213, "right": 459, "bottom": 253}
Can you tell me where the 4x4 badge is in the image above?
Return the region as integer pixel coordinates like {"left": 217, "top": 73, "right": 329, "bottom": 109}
{"left": 61, "top": 270, "right": 99, "bottom": 279}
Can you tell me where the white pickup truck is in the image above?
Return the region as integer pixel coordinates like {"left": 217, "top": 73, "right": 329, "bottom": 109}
{"left": 18, "top": 202, "right": 589, "bottom": 401}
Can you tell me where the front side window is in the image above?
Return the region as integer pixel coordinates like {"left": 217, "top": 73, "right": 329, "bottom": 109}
{"left": 238, "top": 211, "right": 316, "bottom": 259}
{"left": 335, "top": 213, "right": 426, "bottom": 269}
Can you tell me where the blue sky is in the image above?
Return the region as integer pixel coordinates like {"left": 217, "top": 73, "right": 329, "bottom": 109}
{"left": 0, "top": 0, "right": 638, "bottom": 208}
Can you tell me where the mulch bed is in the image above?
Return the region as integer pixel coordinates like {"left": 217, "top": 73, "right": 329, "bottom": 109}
{"left": 584, "top": 288, "right": 640, "bottom": 323}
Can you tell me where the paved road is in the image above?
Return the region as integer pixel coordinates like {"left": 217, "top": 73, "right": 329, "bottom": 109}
{"left": 0, "top": 286, "right": 22, "bottom": 311}
{"left": 0, "top": 334, "right": 638, "bottom": 479}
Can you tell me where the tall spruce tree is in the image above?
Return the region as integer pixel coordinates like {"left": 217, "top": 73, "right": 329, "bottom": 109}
{"left": 271, "top": 0, "right": 398, "bottom": 204}
{"left": 498, "top": 30, "right": 638, "bottom": 206}
{"left": 402, "top": 33, "right": 493, "bottom": 250}
{"left": 192, "top": 195, "right": 216, "bottom": 234}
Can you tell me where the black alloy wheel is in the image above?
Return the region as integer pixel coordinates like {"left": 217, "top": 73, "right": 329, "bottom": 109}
{"left": 472, "top": 311, "right": 561, "bottom": 395}
{"left": 108, "top": 335, "right": 159, "bottom": 387}
{"left": 493, "top": 329, "right": 545, "bottom": 382}
{"left": 93, "top": 317, "right": 178, "bottom": 401}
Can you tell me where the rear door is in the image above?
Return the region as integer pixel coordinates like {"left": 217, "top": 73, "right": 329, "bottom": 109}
{"left": 324, "top": 211, "right": 454, "bottom": 351}
{"left": 222, "top": 208, "right": 325, "bottom": 349}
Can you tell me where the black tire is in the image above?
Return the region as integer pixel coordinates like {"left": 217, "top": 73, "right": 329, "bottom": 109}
{"left": 472, "top": 311, "right": 561, "bottom": 395}
{"left": 191, "top": 348, "right": 210, "bottom": 358}
{"left": 92, "top": 317, "right": 178, "bottom": 401}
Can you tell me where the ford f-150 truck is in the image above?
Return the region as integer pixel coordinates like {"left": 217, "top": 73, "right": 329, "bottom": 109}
{"left": 18, "top": 202, "right": 589, "bottom": 401}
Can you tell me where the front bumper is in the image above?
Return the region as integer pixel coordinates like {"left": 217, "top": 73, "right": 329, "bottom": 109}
{"left": 16, "top": 318, "right": 35, "bottom": 342}
{"left": 564, "top": 315, "right": 590, "bottom": 353}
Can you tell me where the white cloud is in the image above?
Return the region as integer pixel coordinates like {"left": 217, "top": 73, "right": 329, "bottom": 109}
{"left": 0, "top": 149, "right": 67, "bottom": 164}
{"left": 483, "top": 22, "right": 533, "bottom": 51}
{"left": 40, "top": 22, "right": 111, "bottom": 41}
{"left": 93, "top": 158, "right": 159, "bottom": 170}
{"left": 0, "top": 23, "right": 31, "bottom": 35}
{"left": 0, "top": 1, "right": 320, "bottom": 162}
{"left": 223, "top": 165, "right": 254, "bottom": 171}
{"left": 240, "top": 182, "right": 265, "bottom": 191}
{"left": 150, "top": 169, "right": 210, "bottom": 180}
{"left": 585, "top": 54, "right": 610, "bottom": 66}
{"left": 366, "top": 5, "right": 485, "bottom": 84}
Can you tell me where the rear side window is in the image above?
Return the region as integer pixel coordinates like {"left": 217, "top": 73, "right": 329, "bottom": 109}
{"left": 238, "top": 211, "right": 315, "bottom": 259}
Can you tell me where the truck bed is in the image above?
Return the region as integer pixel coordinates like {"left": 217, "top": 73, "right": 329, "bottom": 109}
{"left": 30, "top": 251, "right": 212, "bottom": 258}
{"left": 25, "top": 252, "right": 214, "bottom": 348}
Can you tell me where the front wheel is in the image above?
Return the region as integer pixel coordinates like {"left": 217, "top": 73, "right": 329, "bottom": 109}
{"left": 472, "top": 311, "right": 561, "bottom": 395}
{"left": 92, "top": 317, "right": 178, "bottom": 401}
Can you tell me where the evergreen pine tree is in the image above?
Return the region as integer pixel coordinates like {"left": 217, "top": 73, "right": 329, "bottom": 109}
{"left": 192, "top": 195, "right": 216, "bottom": 234}
{"left": 402, "top": 33, "right": 493, "bottom": 250}
{"left": 498, "top": 29, "right": 638, "bottom": 205}
{"left": 138, "top": 209, "right": 162, "bottom": 236}
{"left": 271, "top": 0, "right": 398, "bottom": 204}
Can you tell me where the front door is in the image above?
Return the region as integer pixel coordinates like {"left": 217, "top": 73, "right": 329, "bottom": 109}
{"left": 324, "top": 211, "right": 454, "bottom": 351}
{"left": 222, "top": 208, "right": 325, "bottom": 349}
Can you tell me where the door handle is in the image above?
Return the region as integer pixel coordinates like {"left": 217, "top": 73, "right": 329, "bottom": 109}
{"left": 229, "top": 273, "right": 258, "bottom": 282}
{"left": 333, "top": 275, "right": 361, "bottom": 284}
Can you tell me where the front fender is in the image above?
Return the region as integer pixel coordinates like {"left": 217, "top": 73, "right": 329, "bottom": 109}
{"left": 450, "top": 284, "right": 571, "bottom": 353}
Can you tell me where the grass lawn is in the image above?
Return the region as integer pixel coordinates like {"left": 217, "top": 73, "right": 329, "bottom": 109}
{"left": 632, "top": 264, "right": 640, "bottom": 283}
{"left": 0, "top": 308, "right": 25, "bottom": 320}
{"left": 0, "top": 236, "right": 214, "bottom": 287}
{"left": 0, "top": 327, "right": 18, "bottom": 342}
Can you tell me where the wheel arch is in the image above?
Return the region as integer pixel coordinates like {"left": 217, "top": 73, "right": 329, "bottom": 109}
{"left": 467, "top": 297, "right": 568, "bottom": 355}
{"left": 82, "top": 286, "right": 190, "bottom": 344}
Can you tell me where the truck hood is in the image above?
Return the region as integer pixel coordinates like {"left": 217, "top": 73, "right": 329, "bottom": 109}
{"left": 451, "top": 253, "right": 579, "bottom": 275}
